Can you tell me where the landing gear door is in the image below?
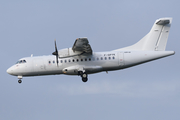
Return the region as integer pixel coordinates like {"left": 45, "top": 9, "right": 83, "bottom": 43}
{"left": 118, "top": 52, "right": 124, "bottom": 66}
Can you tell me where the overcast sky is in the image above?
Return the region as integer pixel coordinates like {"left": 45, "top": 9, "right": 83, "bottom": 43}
{"left": 1, "top": 0, "right": 180, "bottom": 120}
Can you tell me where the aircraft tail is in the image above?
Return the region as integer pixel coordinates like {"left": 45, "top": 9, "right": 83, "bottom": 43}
{"left": 117, "top": 18, "right": 172, "bottom": 51}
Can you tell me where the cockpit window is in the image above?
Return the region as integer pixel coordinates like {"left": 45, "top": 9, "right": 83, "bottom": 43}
{"left": 16, "top": 60, "right": 26, "bottom": 64}
{"left": 19, "top": 60, "right": 22, "bottom": 63}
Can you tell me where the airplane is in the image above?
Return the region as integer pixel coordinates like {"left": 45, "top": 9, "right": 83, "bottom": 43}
{"left": 7, "top": 17, "right": 175, "bottom": 84}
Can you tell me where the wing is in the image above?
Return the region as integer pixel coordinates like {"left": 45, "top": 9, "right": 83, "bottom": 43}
{"left": 72, "top": 37, "right": 93, "bottom": 55}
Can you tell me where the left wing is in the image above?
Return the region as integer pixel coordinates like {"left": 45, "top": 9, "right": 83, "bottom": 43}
{"left": 72, "top": 38, "right": 93, "bottom": 55}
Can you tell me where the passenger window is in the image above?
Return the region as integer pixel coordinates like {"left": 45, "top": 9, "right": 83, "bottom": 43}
{"left": 85, "top": 58, "right": 87, "bottom": 61}
{"left": 53, "top": 61, "right": 55, "bottom": 63}
{"left": 109, "top": 57, "right": 111, "bottom": 60}
{"left": 69, "top": 59, "right": 71, "bottom": 62}
{"left": 49, "top": 61, "right": 51, "bottom": 64}
{"left": 101, "top": 57, "right": 103, "bottom": 60}
{"left": 72, "top": 59, "right": 75, "bottom": 62}
{"left": 89, "top": 58, "right": 91, "bottom": 61}
{"left": 60, "top": 60, "right": 63, "bottom": 63}
{"left": 92, "top": 58, "right": 95, "bottom": 61}
{"left": 113, "top": 57, "right": 115, "bottom": 59}
{"left": 65, "top": 60, "right": 67, "bottom": 63}
{"left": 105, "top": 57, "right": 107, "bottom": 60}
{"left": 81, "top": 59, "right": 83, "bottom": 61}
{"left": 97, "top": 58, "right": 99, "bottom": 60}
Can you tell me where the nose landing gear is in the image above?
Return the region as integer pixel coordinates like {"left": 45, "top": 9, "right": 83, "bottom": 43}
{"left": 18, "top": 75, "right": 23, "bottom": 84}
{"left": 18, "top": 79, "right": 22, "bottom": 83}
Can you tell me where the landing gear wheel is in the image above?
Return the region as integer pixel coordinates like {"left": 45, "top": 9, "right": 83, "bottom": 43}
{"left": 18, "top": 80, "right": 22, "bottom": 84}
{"left": 81, "top": 72, "right": 88, "bottom": 82}
{"left": 82, "top": 73, "right": 87, "bottom": 78}
{"left": 78, "top": 71, "right": 83, "bottom": 76}
{"left": 82, "top": 78, "right": 88, "bottom": 82}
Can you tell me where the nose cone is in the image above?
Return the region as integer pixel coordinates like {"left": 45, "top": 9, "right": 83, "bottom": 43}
{"left": 7, "top": 67, "right": 13, "bottom": 75}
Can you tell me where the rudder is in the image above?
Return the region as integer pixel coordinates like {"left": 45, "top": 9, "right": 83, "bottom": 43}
{"left": 155, "top": 18, "right": 172, "bottom": 51}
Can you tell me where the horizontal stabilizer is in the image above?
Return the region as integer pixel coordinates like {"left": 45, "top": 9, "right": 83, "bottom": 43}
{"left": 156, "top": 19, "right": 170, "bottom": 25}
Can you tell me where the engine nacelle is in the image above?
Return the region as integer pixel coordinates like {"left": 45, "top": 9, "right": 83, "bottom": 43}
{"left": 58, "top": 48, "right": 82, "bottom": 58}
{"left": 62, "top": 66, "right": 79, "bottom": 75}
{"left": 62, "top": 66, "right": 103, "bottom": 75}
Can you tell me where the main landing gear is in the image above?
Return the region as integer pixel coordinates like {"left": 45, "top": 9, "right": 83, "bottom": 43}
{"left": 78, "top": 71, "right": 88, "bottom": 82}
{"left": 18, "top": 75, "right": 22, "bottom": 84}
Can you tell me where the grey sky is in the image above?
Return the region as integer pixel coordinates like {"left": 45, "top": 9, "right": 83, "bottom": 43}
{"left": 1, "top": 0, "right": 180, "bottom": 120}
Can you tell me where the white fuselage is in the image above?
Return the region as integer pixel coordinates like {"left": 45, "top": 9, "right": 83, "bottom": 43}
{"left": 7, "top": 50, "right": 174, "bottom": 77}
{"left": 6, "top": 18, "right": 175, "bottom": 83}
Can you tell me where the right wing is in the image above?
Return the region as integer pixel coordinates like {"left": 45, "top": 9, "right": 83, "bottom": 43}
{"left": 72, "top": 38, "right": 93, "bottom": 55}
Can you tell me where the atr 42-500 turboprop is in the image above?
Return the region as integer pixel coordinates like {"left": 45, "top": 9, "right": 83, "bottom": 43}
{"left": 7, "top": 18, "right": 175, "bottom": 83}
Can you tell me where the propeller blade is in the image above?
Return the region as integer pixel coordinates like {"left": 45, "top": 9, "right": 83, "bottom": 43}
{"left": 52, "top": 39, "right": 59, "bottom": 66}
{"left": 55, "top": 39, "right": 58, "bottom": 54}
{"left": 52, "top": 39, "right": 58, "bottom": 55}
{"left": 56, "top": 53, "right": 58, "bottom": 66}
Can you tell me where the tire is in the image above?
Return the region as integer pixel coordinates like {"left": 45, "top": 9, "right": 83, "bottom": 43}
{"left": 78, "top": 71, "right": 83, "bottom": 76}
{"left": 82, "top": 73, "right": 87, "bottom": 78}
{"left": 82, "top": 78, "right": 88, "bottom": 82}
{"left": 18, "top": 80, "right": 22, "bottom": 84}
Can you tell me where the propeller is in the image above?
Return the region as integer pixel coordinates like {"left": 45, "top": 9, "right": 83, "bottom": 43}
{"left": 52, "top": 39, "right": 59, "bottom": 66}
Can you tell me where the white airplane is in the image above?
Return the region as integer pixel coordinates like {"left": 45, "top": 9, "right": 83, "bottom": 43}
{"left": 7, "top": 18, "right": 175, "bottom": 83}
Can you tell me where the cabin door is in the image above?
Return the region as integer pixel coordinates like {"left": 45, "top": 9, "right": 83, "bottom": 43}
{"left": 118, "top": 52, "right": 124, "bottom": 66}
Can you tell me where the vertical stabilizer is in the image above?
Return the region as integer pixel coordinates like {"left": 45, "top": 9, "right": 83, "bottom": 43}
{"left": 155, "top": 18, "right": 172, "bottom": 51}
{"left": 116, "top": 18, "right": 172, "bottom": 51}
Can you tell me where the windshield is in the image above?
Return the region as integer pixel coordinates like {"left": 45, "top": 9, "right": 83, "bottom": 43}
{"left": 16, "top": 60, "right": 27, "bottom": 64}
